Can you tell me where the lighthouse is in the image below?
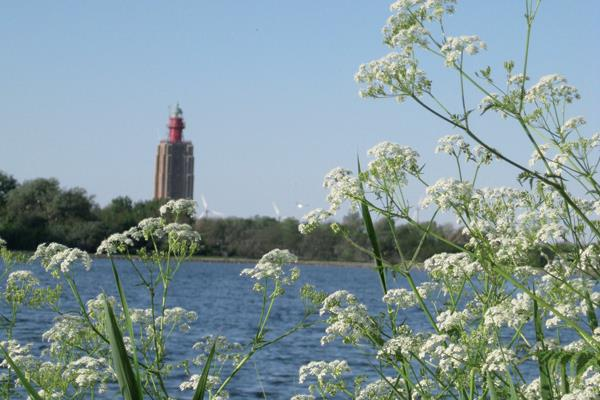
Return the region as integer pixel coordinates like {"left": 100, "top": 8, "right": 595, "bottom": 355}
{"left": 154, "top": 104, "right": 195, "bottom": 200}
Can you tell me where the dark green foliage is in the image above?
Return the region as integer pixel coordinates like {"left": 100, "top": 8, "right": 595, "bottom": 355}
{"left": 0, "top": 172, "right": 463, "bottom": 261}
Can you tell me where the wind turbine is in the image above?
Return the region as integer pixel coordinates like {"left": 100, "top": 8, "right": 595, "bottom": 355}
{"left": 199, "top": 194, "right": 225, "bottom": 219}
{"left": 296, "top": 201, "right": 310, "bottom": 210}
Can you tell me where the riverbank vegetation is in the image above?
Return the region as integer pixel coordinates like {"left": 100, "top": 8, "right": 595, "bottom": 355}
{"left": 0, "top": 172, "right": 463, "bottom": 262}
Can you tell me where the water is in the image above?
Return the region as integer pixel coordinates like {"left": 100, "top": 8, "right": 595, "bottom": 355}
{"left": 7, "top": 259, "right": 422, "bottom": 399}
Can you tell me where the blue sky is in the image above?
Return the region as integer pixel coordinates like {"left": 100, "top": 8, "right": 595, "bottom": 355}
{"left": 1, "top": 1, "right": 599, "bottom": 219}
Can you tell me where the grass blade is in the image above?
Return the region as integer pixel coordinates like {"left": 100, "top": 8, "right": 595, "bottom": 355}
{"left": 110, "top": 259, "right": 142, "bottom": 392}
{"left": 191, "top": 341, "right": 217, "bottom": 400}
{"left": 0, "top": 346, "right": 42, "bottom": 400}
{"left": 357, "top": 156, "right": 387, "bottom": 294}
{"left": 104, "top": 297, "right": 143, "bottom": 400}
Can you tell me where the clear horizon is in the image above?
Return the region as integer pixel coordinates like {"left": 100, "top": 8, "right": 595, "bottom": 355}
{"left": 1, "top": 1, "right": 599, "bottom": 219}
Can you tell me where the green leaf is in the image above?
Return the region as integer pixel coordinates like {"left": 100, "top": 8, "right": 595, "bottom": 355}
{"left": 357, "top": 157, "right": 387, "bottom": 294}
{"left": 110, "top": 259, "right": 142, "bottom": 391}
{"left": 192, "top": 341, "right": 217, "bottom": 400}
{"left": 104, "top": 297, "right": 143, "bottom": 400}
{"left": 0, "top": 346, "right": 42, "bottom": 400}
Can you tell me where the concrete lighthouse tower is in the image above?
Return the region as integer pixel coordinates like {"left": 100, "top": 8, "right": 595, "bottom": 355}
{"left": 154, "top": 104, "right": 194, "bottom": 200}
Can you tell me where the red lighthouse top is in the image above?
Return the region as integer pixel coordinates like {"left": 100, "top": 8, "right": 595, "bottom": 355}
{"left": 168, "top": 103, "right": 185, "bottom": 143}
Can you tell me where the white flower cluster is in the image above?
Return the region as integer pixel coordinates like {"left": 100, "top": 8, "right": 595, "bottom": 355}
{"left": 356, "top": 377, "right": 405, "bottom": 400}
{"left": 5, "top": 270, "right": 40, "bottom": 305}
{"left": 366, "top": 141, "right": 421, "bottom": 189}
{"left": 0, "top": 340, "right": 35, "bottom": 370}
{"left": 62, "top": 356, "right": 112, "bottom": 392}
{"left": 179, "top": 374, "right": 228, "bottom": 399}
{"left": 383, "top": 0, "right": 456, "bottom": 52}
{"left": 97, "top": 210, "right": 201, "bottom": 255}
{"left": 422, "top": 252, "right": 481, "bottom": 283}
{"left": 418, "top": 333, "right": 467, "bottom": 374}
{"left": 298, "top": 360, "right": 350, "bottom": 396}
{"left": 96, "top": 232, "right": 135, "bottom": 255}
{"left": 483, "top": 293, "right": 532, "bottom": 330}
{"left": 31, "top": 243, "right": 92, "bottom": 278}
{"left": 421, "top": 178, "right": 472, "bottom": 210}
{"left": 440, "top": 35, "right": 486, "bottom": 67}
{"left": 382, "top": 283, "right": 436, "bottom": 309}
{"left": 240, "top": 249, "right": 299, "bottom": 288}
{"left": 0, "top": 237, "right": 6, "bottom": 248}
{"left": 377, "top": 325, "right": 420, "bottom": 360}
{"left": 524, "top": 74, "right": 580, "bottom": 105}
{"left": 159, "top": 198, "right": 197, "bottom": 218}
{"left": 130, "top": 306, "right": 198, "bottom": 336}
{"left": 298, "top": 208, "right": 333, "bottom": 235}
{"left": 436, "top": 309, "right": 471, "bottom": 332}
{"left": 319, "top": 290, "right": 369, "bottom": 345}
{"left": 481, "top": 348, "right": 516, "bottom": 374}
{"left": 164, "top": 222, "right": 202, "bottom": 243}
{"left": 435, "top": 135, "right": 493, "bottom": 164}
{"left": 355, "top": 53, "right": 430, "bottom": 101}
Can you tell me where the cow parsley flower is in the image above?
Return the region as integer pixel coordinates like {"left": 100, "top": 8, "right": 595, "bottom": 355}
{"left": 366, "top": 141, "right": 420, "bottom": 188}
{"left": 524, "top": 74, "right": 580, "bottom": 105}
{"left": 159, "top": 199, "right": 197, "bottom": 218}
{"left": 240, "top": 249, "right": 299, "bottom": 290}
{"left": 31, "top": 243, "right": 91, "bottom": 277}
{"left": 320, "top": 290, "right": 369, "bottom": 345}
{"left": 62, "top": 356, "right": 112, "bottom": 393}
{"left": 298, "top": 208, "right": 332, "bottom": 235}
{"left": 96, "top": 232, "right": 135, "bottom": 255}
{"left": 323, "top": 167, "right": 362, "bottom": 213}
{"left": 5, "top": 270, "right": 40, "bottom": 306}
{"left": 421, "top": 178, "right": 472, "bottom": 210}
{"left": 298, "top": 360, "right": 350, "bottom": 396}
{"left": 355, "top": 53, "right": 431, "bottom": 101}
{"left": 377, "top": 325, "right": 420, "bottom": 359}
{"left": 482, "top": 348, "right": 516, "bottom": 374}
{"left": 357, "top": 377, "right": 406, "bottom": 400}
{"left": 440, "top": 35, "right": 486, "bottom": 67}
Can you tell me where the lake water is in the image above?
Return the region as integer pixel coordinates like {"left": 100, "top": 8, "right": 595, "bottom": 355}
{"left": 8, "top": 259, "right": 429, "bottom": 399}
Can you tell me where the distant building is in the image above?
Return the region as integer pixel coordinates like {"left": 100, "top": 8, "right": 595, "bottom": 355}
{"left": 154, "top": 104, "right": 194, "bottom": 200}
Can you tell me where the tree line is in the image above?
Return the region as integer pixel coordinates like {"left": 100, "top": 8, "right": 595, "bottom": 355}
{"left": 0, "top": 171, "right": 463, "bottom": 262}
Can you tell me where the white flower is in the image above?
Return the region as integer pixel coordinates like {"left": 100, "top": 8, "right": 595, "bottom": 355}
{"left": 298, "top": 208, "right": 332, "bottom": 235}
{"left": 164, "top": 222, "right": 201, "bottom": 243}
{"left": 482, "top": 348, "right": 516, "bottom": 374}
{"left": 96, "top": 232, "right": 134, "bottom": 255}
{"left": 436, "top": 309, "right": 471, "bottom": 332}
{"left": 440, "top": 35, "right": 486, "bottom": 67}
{"left": 320, "top": 290, "right": 369, "bottom": 345}
{"left": 31, "top": 243, "right": 91, "bottom": 277}
{"left": 62, "top": 356, "right": 112, "bottom": 390}
{"left": 0, "top": 237, "right": 6, "bottom": 248}
{"left": 137, "top": 217, "right": 165, "bottom": 240}
{"left": 377, "top": 326, "right": 420, "bottom": 359}
{"left": 298, "top": 360, "right": 350, "bottom": 396}
{"left": 421, "top": 178, "right": 472, "bottom": 210}
{"left": 355, "top": 53, "right": 431, "bottom": 101}
{"left": 5, "top": 270, "right": 40, "bottom": 305}
{"left": 357, "top": 377, "right": 405, "bottom": 400}
{"left": 240, "top": 249, "right": 299, "bottom": 287}
{"left": 524, "top": 74, "right": 580, "bottom": 104}
{"left": 560, "top": 116, "right": 586, "bottom": 134}
{"left": 366, "top": 142, "right": 420, "bottom": 191}
{"left": 435, "top": 134, "right": 468, "bottom": 156}
{"left": 159, "top": 199, "right": 197, "bottom": 218}
{"left": 322, "top": 167, "right": 362, "bottom": 214}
